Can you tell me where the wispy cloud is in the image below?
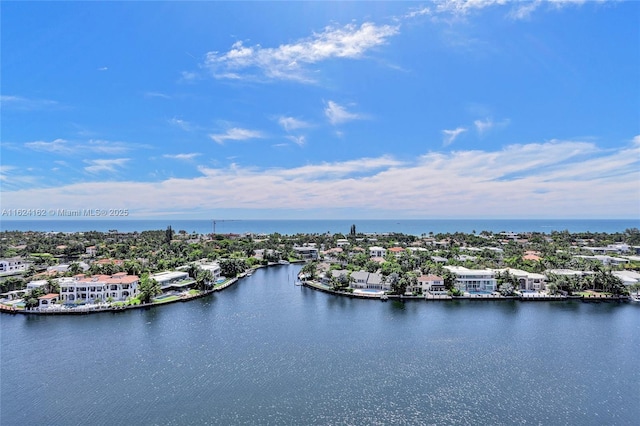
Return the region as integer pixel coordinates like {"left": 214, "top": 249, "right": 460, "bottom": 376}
{"left": 474, "top": 118, "right": 494, "bottom": 135}
{"left": 324, "top": 101, "right": 365, "bottom": 125}
{"left": 145, "top": 91, "right": 172, "bottom": 99}
{"left": 168, "top": 117, "right": 193, "bottom": 132}
{"left": 209, "top": 127, "right": 265, "bottom": 144}
{"left": 163, "top": 153, "right": 201, "bottom": 161}
{"left": 1, "top": 95, "right": 60, "bottom": 111}
{"left": 24, "top": 138, "right": 140, "bottom": 155}
{"left": 278, "top": 116, "right": 311, "bottom": 132}
{"left": 442, "top": 127, "right": 467, "bottom": 146}
{"left": 431, "top": 0, "right": 600, "bottom": 20}
{"left": 286, "top": 135, "right": 306, "bottom": 147}
{"left": 84, "top": 158, "right": 130, "bottom": 174}
{"left": 204, "top": 22, "right": 399, "bottom": 82}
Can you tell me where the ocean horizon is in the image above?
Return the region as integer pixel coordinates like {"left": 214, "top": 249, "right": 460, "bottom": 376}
{"left": 1, "top": 219, "right": 638, "bottom": 235}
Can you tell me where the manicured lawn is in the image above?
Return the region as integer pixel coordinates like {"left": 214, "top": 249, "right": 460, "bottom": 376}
{"left": 188, "top": 289, "right": 200, "bottom": 295}
{"left": 152, "top": 295, "right": 180, "bottom": 304}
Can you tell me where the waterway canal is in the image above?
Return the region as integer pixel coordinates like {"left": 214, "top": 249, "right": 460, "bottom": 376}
{"left": 2, "top": 265, "right": 639, "bottom": 424}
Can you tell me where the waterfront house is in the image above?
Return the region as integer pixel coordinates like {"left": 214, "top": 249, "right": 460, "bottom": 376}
{"left": 349, "top": 271, "right": 388, "bottom": 291}
{"left": 416, "top": 275, "right": 447, "bottom": 295}
{"left": 444, "top": 266, "right": 497, "bottom": 292}
{"left": 150, "top": 271, "right": 193, "bottom": 291}
{"left": 495, "top": 268, "right": 547, "bottom": 291}
{"left": 293, "top": 246, "right": 319, "bottom": 260}
{"left": 612, "top": 270, "right": 640, "bottom": 287}
{"left": 38, "top": 293, "right": 59, "bottom": 308}
{"left": 197, "top": 262, "right": 222, "bottom": 282}
{"left": 58, "top": 273, "right": 139, "bottom": 303}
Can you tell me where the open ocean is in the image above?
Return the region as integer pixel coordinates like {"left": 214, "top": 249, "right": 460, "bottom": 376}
{"left": 0, "top": 219, "right": 638, "bottom": 235}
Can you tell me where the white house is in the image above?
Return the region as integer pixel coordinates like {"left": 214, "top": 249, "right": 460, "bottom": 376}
{"left": 369, "top": 246, "right": 386, "bottom": 258}
{"left": 349, "top": 271, "right": 388, "bottom": 291}
{"left": 38, "top": 293, "right": 59, "bottom": 308}
{"left": 26, "top": 280, "right": 49, "bottom": 291}
{"left": 58, "top": 273, "right": 139, "bottom": 303}
{"left": 198, "top": 262, "right": 222, "bottom": 281}
{"left": 574, "top": 255, "right": 629, "bottom": 266}
{"left": 612, "top": 270, "right": 640, "bottom": 286}
{"left": 416, "top": 275, "right": 447, "bottom": 295}
{"left": 86, "top": 246, "right": 98, "bottom": 256}
{"left": 0, "top": 258, "right": 29, "bottom": 275}
{"left": 150, "top": 271, "right": 192, "bottom": 291}
{"left": 336, "top": 239, "right": 350, "bottom": 248}
{"left": 495, "top": 268, "right": 546, "bottom": 291}
{"left": 444, "top": 266, "right": 497, "bottom": 292}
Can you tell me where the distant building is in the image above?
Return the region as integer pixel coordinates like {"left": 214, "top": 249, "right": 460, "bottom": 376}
{"left": 0, "top": 258, "right": 29, "bottom": 275}
{"left": 293, "top": 246, "right": 319, "bottom": 260}
{"left": 369, "top": 246, "right": 386, "bottom": 258}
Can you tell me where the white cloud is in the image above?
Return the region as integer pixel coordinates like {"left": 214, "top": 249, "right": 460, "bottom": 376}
{"left": 97, "top": 66, "right": 108, "bottom": 71}
{"left": 1, "top": 95, "right": 59, "bottom": 111}
{"left": 168, "top": 117, "right": 193, "bottom": 131}
{"left": 84, "top": 158, "right": 130, "bottom": 174}
{"left": 204, "top": 22, "right": 399, "bottom": 82}
{"left": 324, "top": 101, "right": 365, "bottom": 125}
{"left": 286, "top": 135, "right": 306, "bottom": 147}
{"left": 278, "top": 116, "right": 310, "bottom": 132}
{"left": 433, "top": 0, "right": 598, "bottom": 20}
{"left": 4, "top": 139, "right": 637, "bottom": 219}
{"left": 474, "top": 118, "right": 494, "bottom": 135}
{"left": 163, "top": 153, "right": 201, "bottom": 161}
{"left": 24, "top": 138, "right": 139, "bottom": 155}
{"left": 145, "top": 92, "right": 172, "bottom": 99}
{"left": 209, "top": 128, "right": 265, "bottom": 144}
{"left": 24, "top": 139, "right": 74, "bottom": 154}
{"left": 442, "top": 127, "right": 467, "bottom": 146}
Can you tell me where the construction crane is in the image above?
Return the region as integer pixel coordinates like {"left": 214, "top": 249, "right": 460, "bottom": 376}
{"left": 212, "top": 219, "right": 239, "bottom": 235}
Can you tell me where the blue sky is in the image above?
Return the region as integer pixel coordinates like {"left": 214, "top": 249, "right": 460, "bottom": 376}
{"left": 2, "top": 1, "right": 639, "bottom": 220}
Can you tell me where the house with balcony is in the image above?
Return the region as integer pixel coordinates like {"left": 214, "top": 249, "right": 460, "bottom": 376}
{"left": 58, "top": 273, "right": 139, "bottom": 303}
{"left": 369, "top": 246, "right": 386, "bottom": 258}
{"left": 0, "top": 258, "right": 29, "bottom": 275}
{"left": 495, "top": 268, "right": 547, "bottom": 291}
{"left": 415, "top": 275, "right": 447, "bottom": 295}
{"left": 444, "top": 266, "right": 497, "bottom": 292}
{"left": 350, "top": 271, "right": 388, "bottom": 291}
{"left": 150, "top": 271, "right": 193, "bottom": 291}
{"left": 293, "top": 246, "right": 319, "bottom": 260}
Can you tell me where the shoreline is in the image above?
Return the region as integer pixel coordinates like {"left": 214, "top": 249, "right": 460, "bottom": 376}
{"left": 0, "top": 276, "right": 240, "bottom": 316}
{"left": 301, "top": 280, "right": 631, "bottom": 303}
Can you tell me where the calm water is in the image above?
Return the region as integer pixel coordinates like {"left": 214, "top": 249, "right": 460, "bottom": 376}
{"left": 2, "top": 265, "right": 639, "bottom": 425}
{"left": 2, "top": 219, "right": 639, "bottom": 235}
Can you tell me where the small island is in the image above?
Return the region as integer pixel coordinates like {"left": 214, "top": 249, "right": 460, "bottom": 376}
{"left": 2, "top": 225, "right": 640, "bottom": 314}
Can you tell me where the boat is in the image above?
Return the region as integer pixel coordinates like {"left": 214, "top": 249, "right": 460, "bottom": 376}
{"left": 630, "top": 294, "right": 640, "bottom": 303}
{"left": 380, "top": 294, "right": 388, "bottom": 301}
{"left": 278, "top": 260, "right": 290, "bottom": 265}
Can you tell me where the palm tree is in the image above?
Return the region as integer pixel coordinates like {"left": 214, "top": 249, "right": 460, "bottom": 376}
{"left": 138, "top": 273, "right": 161, "bottom": 304}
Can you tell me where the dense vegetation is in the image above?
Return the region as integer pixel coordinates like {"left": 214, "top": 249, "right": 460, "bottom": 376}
{"left": 1, "top": 226, "right": 639, "bottom": 297}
